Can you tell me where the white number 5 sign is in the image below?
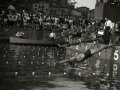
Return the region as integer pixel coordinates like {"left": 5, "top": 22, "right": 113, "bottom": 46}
{"left": 114, "top": 50, "right": 119, "bottom": 61}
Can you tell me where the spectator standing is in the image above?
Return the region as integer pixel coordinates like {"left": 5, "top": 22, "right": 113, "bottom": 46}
{"left": 103, "top": 17, "right": 113, "bottom": 45}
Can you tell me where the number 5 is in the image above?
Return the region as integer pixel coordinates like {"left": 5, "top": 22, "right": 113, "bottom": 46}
{"left": 114, "top": 50, "right": 119, "bottom": 61}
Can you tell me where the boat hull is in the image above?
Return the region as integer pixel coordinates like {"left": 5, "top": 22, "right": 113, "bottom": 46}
{"left": 10, "top": 37, "right": 66, "bottom": 45}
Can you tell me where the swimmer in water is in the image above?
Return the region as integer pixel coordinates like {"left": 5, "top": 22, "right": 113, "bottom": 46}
{"left": 58, "top": 36, "right": 101, "bottom": 47}
{"left": 58, "top": 44, "right": 114, "bottom": 64}
{"left": 58, "top": 26, "right": 84, "bottom": 42}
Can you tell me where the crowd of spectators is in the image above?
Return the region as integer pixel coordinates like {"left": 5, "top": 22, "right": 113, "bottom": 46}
{"left": 0, "top": 8, "right": 94, "bottom": 30}
{"left": 0, "top": 7, "right": 120, "bottom": 44}
{"left": 0, "top": 8, "right": 95, "bottom": 41}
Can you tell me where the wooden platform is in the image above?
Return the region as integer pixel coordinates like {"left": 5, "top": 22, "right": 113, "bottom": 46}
{"left": 10, "top": 37, "right": 66, "bottom": 45}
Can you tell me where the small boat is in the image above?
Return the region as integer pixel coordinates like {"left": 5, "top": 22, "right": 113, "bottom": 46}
{"left": 10, "top": 37, "right": 66, "bottom": 45}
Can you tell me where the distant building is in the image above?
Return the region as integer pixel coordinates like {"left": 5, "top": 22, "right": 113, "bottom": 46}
{"left": 76, "top": 6, "right": 89, "bottom": 13}
{"left": 94, "top": 2, "right": 120, "bottom": 21}
{"left": 71, "top": 9, "right": 81, "bottom": 16}
{"left": 76, "top": 6, "right": 89, "bottom": 18}
{"left": 50, "top": 6, "right": 70, "bottom": 15}
{"left": 88, "top": 9, "right": 94, "bottom": 20}
{"left": 60, "top": 0, "right": 68, "bottom": 5}
{"left": 96, "top": 0, "right": 120, "bottom": 4}
{"left": 32, "top": 0, "right": 71, "bottom": 15}
{"left": 33, "top": 1, "right": 50, "bottom": 14}
{"left": 49, "top": 0, "right": 70, "bottom": 15}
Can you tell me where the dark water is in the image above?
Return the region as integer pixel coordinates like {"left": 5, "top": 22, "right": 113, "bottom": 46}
{"left": 0, "top": 42, "right": 120, "bottom": 90}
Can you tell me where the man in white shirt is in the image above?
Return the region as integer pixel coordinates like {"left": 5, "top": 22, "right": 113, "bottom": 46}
{"left": 103, "top": 17, "right": 113, "bottom": 44}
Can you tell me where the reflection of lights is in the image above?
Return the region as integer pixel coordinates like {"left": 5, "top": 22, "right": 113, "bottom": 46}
{"left": 64, "top": 63, "right": 67, "bottom": 65}
{"left": 15, "top": 72, "right": 18, "bottom": 76}
{"left": 75, "top": 63, "right": 77, "bottom": 66}
{"left": 78, "top": 72, "right": 81, "bottom": 76}
{"left": 6, "top": 61, "right": 8, "bottom": 64}
{"left": 31, "top": 62, "right": 33, "bottom": 64}
{"left": 96, "top": 72, "right": 99, "bottom": 75}
{"left": 93, "top": 73, "right": 95, "bottom": 75}
{"left": 49, "top": 72, "right": 51, "bottom": 75}
{"left": 18, "top": 61, "right": 21, "bottom": 65}
{"left": 107, "top": 73, "right": 109, "bottom": 76}
{"left": 94, "top": 41, "right": 96, "bottom": 44}
{"left": 64, "top": 72, "right": 66, "bottom": 75}
{"left": 42, "top": 62, "right": 44, "bottom": 64}
{"left": 33, "top": 56, "right": 35, "bottom": 60}
{"left": 53, "top": 63, "right": 56, "bottom": 66}
{"left": 4, "top": 55, "right": 6, "bottom": 58}
{"left": 99, "top": 52, "right": 101, "bottom": 56}
{"left": 107, "top": 84, "right": 110, "bottom": 87}
{"left": 86, "top": 46, "right": 88, "bottom": 50}
{"left": 32, "top": 72, "right": 35, "bottom": 76}
{"left": 38, "top": 52, "right": 39, "bottom": 55}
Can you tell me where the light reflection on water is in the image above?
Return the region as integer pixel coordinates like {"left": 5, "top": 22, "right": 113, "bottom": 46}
{"left": 0, "top": 43, "right": 120, "bottom": 90}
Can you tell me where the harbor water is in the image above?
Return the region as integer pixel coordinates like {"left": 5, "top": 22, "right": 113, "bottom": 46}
{"left": 0, "top": 42, "right": 120, "bottom": 90}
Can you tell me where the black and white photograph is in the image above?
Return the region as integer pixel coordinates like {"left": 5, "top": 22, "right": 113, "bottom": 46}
{"left": 0, "top": 0, "right": 120, "bottom": 90}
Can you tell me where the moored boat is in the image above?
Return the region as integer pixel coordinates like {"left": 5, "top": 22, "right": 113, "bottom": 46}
{"left": 10, "top": 37, "right": 66, "bottom": 45}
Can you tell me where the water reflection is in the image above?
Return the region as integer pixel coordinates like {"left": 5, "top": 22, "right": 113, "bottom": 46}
{"left": 0, "top": 43, "right": 120, "bottom": 90}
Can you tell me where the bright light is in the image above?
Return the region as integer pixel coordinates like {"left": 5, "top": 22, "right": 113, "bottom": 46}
{"left": 93, "top": 73, "right": 95, "bottom": 75}
{"left": 107, "top": 73, "right": 109, "bottom": 76}
{"left": 78, "top": 72, "right": 81, "bottom": 76}
{"left": 64, "top": 72, "right": 67, "bottom": 75}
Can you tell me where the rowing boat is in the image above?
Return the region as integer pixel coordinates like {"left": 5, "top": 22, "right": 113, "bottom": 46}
{"left": 10, "top": 37, "right": 66, "bottom": 45}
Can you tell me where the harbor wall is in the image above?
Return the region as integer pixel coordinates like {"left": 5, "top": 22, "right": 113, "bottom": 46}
{"left": 0, "top": 26, "right": 64, "bottom": 41}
